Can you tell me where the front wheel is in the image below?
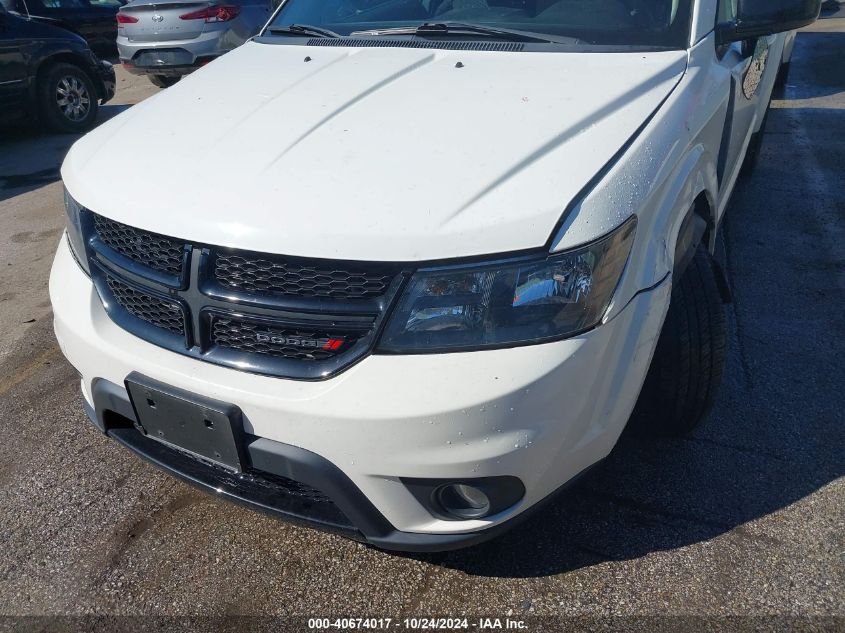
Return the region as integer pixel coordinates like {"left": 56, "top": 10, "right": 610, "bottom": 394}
{"left": 628, "top": 247, "right": 728, "bottom": 437}
{"left": 38, "top": 63, "right": 99, "bottom": 134}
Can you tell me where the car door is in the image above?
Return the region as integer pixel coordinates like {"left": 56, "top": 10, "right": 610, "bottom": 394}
{"left": 0, "top": 7, "right": 29, "bottom": 120}
{"left": 713, "top": 0, "right": 777, "bottom": 194}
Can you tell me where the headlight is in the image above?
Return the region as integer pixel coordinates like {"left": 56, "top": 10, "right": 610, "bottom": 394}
{"left": 64, "top": 188, "right": 90, "bottom": 275}
{"left": 378, "top": 217, "right": 636, "bottom": 352}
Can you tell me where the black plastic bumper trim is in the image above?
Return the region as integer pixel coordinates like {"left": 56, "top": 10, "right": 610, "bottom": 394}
{"left": 108, "top": 426, "right": 362, "bottom": 538}
{"left": 84, "top": 378, "right": 593, "bottom": 552}
{"left": 94, "top": 60, "right": 116, "bottom": 104}
{"left": 401, "top": 476, "right": 525, "bottom": 521}
{"left": 367, "top": 463, "right": 599, "bottom": 552}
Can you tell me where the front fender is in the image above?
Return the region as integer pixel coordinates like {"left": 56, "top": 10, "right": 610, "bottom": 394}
{"left": 550, "top": 36, "right": 733, "bottom": 322}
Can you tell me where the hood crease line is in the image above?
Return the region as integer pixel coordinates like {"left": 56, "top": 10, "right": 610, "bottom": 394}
{"left": 441, "top": 62, "right": 686, "bottom": 225}
{"left": 264, "top": 52, "right": 437, "bottom": 169}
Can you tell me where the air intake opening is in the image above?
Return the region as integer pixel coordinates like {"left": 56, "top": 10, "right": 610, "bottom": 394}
{"left": 306, "top": 38, "right": 525, "bottom": 52}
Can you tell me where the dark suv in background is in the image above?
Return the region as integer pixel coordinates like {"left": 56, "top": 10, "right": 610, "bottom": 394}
{"left": 2, "top": 0, "right": 123, "bottom": 55}
{"left": 0, "top": 3, "right": 115, "bottom": 133}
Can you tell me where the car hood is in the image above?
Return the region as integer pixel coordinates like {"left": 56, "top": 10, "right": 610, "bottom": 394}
{"left": 63, "top": 41, "right": 687, "bottom": 261}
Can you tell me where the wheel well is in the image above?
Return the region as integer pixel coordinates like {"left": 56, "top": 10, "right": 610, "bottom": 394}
{"left": 35, "top": 54, "right": 100, "bottom": 99}
{"left": 673, "top": 192, "right": 714, "bottom": 280}
{"left": 693, "top": 192, "right": 715, "bottom": 252}
{"left": 691, "top": 191, "right": 732, "bottom": 303}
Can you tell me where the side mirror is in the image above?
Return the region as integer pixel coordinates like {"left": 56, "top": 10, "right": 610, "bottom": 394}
{"left": 717, "top": 0, "right": 822, "bottom": 45}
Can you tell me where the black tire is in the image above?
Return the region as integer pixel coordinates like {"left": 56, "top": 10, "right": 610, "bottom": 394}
{"left": 740, "top": 101, "right": 770, "bottom": 178}
{"left": 628, "top": 248, "right": 727, "bottom": 437}
{"left": 38, "top": 62, "right": 99, "bottom": 134}
{"left": 774, "top": 61, "right": 791, "bottom": 92}
{"left": 149, "top": 74, "right": 181, "bottom": 89}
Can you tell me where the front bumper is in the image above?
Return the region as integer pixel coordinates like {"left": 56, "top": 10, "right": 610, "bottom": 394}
{"left": 50, "top": 237, "right": 670, "bottom": 550}
{"left": 83, "top": 379, "right": 555, "bottom": 551}
{"left": 94, "top": 60, "right": 115, "bottom": 104}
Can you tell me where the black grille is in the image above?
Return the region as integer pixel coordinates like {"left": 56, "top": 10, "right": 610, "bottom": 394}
{"left": 106, "top": 276, "right": 185, "bottom": 335}
{"left": 211, "top": 317, "right": 354, "bottom": 361}
{"left": 84, "top": 210, "right": 402, "bottom": 379}
{"left": 93, "top": 214, "right": 185, "bottom": 277}
{"left": 213, "top": 253, "right": 395, "bottom": 299}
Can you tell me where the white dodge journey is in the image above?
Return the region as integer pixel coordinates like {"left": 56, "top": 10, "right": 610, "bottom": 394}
{"left": 50, "top": 0, "right": 820, "bottom": 550}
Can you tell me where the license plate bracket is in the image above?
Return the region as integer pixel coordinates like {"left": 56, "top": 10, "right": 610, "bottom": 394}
{"left": 125, "top": 373, "right": 246, "bottom": 472}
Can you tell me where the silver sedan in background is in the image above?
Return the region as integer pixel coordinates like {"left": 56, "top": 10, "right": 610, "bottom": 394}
{"left": 117, "top": 0, "right": 271, "bottom": 87}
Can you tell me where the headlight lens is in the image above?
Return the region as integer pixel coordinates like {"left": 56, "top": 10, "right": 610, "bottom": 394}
{"left": 378, "top": 217, "right": 636, "bottom": 352}
{"left": 64, "top": 188, "right": 90, "bottom": 275}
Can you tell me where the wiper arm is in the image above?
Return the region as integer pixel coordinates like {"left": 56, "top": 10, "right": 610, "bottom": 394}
{"left": 352, "top": 21, "right": 563, "bottom": 44}
{"left": 265, "top": 24, "right": 341, "bottom": 39}
{"left": 418, "top": 22, "right": 551, "bottom": 42}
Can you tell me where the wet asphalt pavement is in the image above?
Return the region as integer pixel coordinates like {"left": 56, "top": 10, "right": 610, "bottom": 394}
{"left": 0, "top": 12, "right": 843, "bottom": 631}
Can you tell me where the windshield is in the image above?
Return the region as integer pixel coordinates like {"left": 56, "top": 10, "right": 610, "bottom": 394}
{"left": 267, "top": 0, "right": 693, "bottom": 48}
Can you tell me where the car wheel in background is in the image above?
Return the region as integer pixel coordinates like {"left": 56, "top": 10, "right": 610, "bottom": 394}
{"left": 628, "top": 247, "right": 728, "bottom": 437}
{"left": 149, "top": 75, "right": 181, "bottom": 88}
{"left": 38, "top": 63, "right": 99, "bottom": 134}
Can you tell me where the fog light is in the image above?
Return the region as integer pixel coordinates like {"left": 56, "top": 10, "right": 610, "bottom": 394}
{"left": 403, "top": 475, "right": 525, "bottom": 521}
{"left": 435, "top": 483, "right": 491, "bottom": 519}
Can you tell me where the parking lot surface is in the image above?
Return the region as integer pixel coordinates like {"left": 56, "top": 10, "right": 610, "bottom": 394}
{"left": 0, "top": 11, "right": 843, "bottom": 629}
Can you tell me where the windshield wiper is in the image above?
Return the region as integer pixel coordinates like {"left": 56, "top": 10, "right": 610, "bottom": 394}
{"left": 265, "top": 24, "right": 341, "bottom": 39}
{"left": 351, "top": 22, "right": 565, "bottom": 44}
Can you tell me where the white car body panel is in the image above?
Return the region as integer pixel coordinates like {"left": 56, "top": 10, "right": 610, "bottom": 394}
{"left": 690, "top": 0, "right": 718, "bottom": 45}
{"left": 50, "top": 237, "right": 670, "bottom": 534}
{"left": 557, "top": 30, "right": 786, "bottom": 314}
{"left": 50, "top": 0, "right": 803, "bottom": 547}
{"left": 62, "top": 43, "right": 687, "bottom": 261}
{"left": 782, "top": 30, "right": 798, "bottom": 63}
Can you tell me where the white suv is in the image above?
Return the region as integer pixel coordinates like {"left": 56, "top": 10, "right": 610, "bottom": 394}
{"left": 50, "top": 0, "right": 819, "bottom": 551}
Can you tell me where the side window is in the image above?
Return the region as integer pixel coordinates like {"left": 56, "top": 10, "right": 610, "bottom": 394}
{"left": 41, "top": 0, "right": 91, "bottom": 8}
{"left": 717, "top": 0, "right": 737, "bottom": 23}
